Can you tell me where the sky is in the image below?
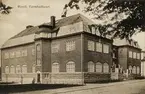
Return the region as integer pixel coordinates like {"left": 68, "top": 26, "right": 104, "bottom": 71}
{"left": 0, "top": 0, "right": 145, "bottom": 50}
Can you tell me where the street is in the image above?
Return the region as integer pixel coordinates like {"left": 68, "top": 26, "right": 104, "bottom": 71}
{"left": 12, "top": 79, "right": 145, "bottom": 94}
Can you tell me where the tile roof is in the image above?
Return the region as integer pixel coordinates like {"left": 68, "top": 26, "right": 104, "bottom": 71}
{"left": 2, "top": 13, "right": 95, "bottom": 48}
{"left": 11, "top": 13, "right": 94, "bottom": 39}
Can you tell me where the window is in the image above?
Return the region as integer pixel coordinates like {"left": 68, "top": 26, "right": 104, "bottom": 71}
{"left": 133, "top": 52, "right": 136, "bottom": 59}
{"left": 137, "top": 53, "right": 140, "bottom": 59}
{"left": 51, "top": 43, "right": 60, "bottom": 53}
{"left": 37, "top": 59, "right": 41, "bottom": 66}
{"left": 129, "top": 51, "right": 132, "bottom": 58}
{"left": 52, "top": 62, "right": 59, "bottom": 73}
{"left": 88, "top": 40, "right": 95, "bottom": 51}
{"left": 52, "top": 32, "right": 57, "bottom": 37}
{"left": 5, "top": 66, "right": 9, "bottom": 74}
{"left": 16, "top": 51, "right": 21, "bottom": 57}
{"left": 16, "top": 65, "right": 21, "bottom": 73}
{"left": 22, "top": 50, "right": 27, "bottom": 57}
{"left": 88, "top": 61, "right": 94, "bottom": 72}
{"left": 96, "top": 62, "right": 102, "bottom": 73}
{"left": 10, "top": 52, "right": 15, "bottom": 58}
{"left": 32, "top": 48, "right": 35, "bottom": 55}
{"left": 132, "top": 66, "right": 136, "bottom": 74}
{"left": 66, "top": 41, "right": 75, "bottom": 51}
{"left": 4, "top": 53, "right": 9, "bottom": 59}
{"left": 91, "top": 27, "right": 96, "bottom": 34}
{"left": 10, "top": 66, "right": 15, "bottom": 73}
{"left": 32, "top": 65, "right": 35, "bottom": 73}
{"left": 103, "top": 63, "right": 109, "bottom": 73}
{"left": 66, "top": 61, "right": 75, "bottom": 73}
{"left": 137, "top": 66, "right": 140, "bottom": 74}
{"left": 103, "top": 44, "right": 109, "bottom": 53}
{"left": 96, "top": 42, "right": 102, "bottom": 52}
{"left": 22, "top": 65, "right": 27, "bottom": 73}
{"left": 128, "top": 66, "right": 132, "bottom": 74}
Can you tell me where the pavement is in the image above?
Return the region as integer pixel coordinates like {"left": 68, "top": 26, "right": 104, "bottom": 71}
{"left": 12, "top": 79, "right": 145, "bottom": 94}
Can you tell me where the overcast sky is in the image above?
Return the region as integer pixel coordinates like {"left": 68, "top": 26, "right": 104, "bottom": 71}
{"left": 0, "top": 0, "right": 145, "bottom": 50}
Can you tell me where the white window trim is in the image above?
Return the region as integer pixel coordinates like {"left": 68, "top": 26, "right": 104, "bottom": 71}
{"left": 96, "top": 62, "right": 102, "bottom": 73}
{"left": 88, "top": 40, "right": 95, "bottom": 51}
{"left": 66, "top": 61, "right": 75, "bottom": 73}
{"left": 52, "top": 62, "right": 60, "bottom": 73}
{"left": 88, "top": 61, "right": 95, "bottom": 72}
{"left": 103, "top": 63, "right": 109, "bottom": 73}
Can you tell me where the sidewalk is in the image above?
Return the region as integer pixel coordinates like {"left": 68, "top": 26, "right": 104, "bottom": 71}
{"left": 15, "top": 79, "right": 145, "bottom": 94}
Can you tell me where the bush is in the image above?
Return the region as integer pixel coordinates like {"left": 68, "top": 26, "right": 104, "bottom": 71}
{"left": 87, "top": 79, "right": 123, "bottom": 84}
{"left": 134, "top": 76, "right": 145, "bottom": 80}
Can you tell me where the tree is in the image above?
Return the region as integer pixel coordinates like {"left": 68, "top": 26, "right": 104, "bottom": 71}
{"left": 63, "top": 0, "right": 145, "bottom": 39}
{"left": 0, "top": 0, "right": 12, "bottom": 14}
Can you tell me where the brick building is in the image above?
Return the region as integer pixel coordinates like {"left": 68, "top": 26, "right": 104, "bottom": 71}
{"left": 141, "top": 51, "right": 145, "bottom": 76}
{"left": 113, "top": 38, "right": 141, "bottom": 79}
{"left": 1, "top": 14, "right": 113, "bottom": 84}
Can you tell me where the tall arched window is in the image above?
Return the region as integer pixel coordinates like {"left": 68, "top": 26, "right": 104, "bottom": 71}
{"left": 16, "top": 65, "right": 21, "bottom": 73}
{"left": 66, "top": 61, "right": 75, "bottom": 73}
{"left": 137, "top": 66, "right": 140, "bottom": 74}
{"left": 132, "top": 66, "right": 136, "bottom": 74}
{"left": 128, "top": 66, "right": 132, "bottom": 74}
{"left": 52, "top": 62, "right": 59, "bottom": 73}
{"left": 88, "top": 61, "right": 94, "bottom": 72}
{"left": 22, "top": 65, "right": 27, "bottom": 73}
{"left": 10, "top": 66, "right": 15, "bottom": 73}
{"left": 32, "top": 65, "right": 35, "bottom": 73}
{"left": 103, "top": 63, "right": 109, "bottom": 73}
{"left": 5, "top": 66, "right": 9, "bottom": 74}
{"left": 96, "top": 62, "right": 102, "bottom": 73}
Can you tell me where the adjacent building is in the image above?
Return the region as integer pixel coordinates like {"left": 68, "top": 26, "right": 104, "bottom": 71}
{"left": 141, "top": 51, "right": 145, "bottom": 76}
{"left": 113, "top": 38, "right": 141, "bottom": 79}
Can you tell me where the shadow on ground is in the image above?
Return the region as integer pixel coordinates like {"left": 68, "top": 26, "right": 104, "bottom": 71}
{"left": 0, "top": 84, "right": 81, "bottom": 93}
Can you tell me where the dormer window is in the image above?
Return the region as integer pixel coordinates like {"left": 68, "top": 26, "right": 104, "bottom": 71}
{"left": 48, "top": 33, "right": 51, "bottom": 38}
{"left": 95, "top": 28, "right": 100, "bottom": 36}
{"left": 91, "top": 26, "right": 96, "bottom": 34}
{"left": 52, "top": 32, "right": 57, "bottom": 37}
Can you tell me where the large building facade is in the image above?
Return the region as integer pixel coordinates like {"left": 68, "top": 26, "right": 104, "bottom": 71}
{"left": 0, "top": 14, "right": 141, "bottom": 84}
{"left": 1, "top": 14, "right": 113, "bottom": 84}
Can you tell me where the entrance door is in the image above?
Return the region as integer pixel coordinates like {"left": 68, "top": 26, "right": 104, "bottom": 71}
{"left": 37, "top": 73, "right": 41, "bottom": 83}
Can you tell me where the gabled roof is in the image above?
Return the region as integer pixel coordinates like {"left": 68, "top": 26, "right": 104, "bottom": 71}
{"left": 11, "top": 13, "right": 94, "bottom": 39}
{"left": 2, "top": 13, "right": 95, "bottom": 48}
{"left": 113, "top": 38, "right": 140, "bottom": 49}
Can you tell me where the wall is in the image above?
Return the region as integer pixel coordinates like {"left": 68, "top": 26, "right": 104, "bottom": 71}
{"left": 83, "top": 33, "right": 113, "bottom": 72}
{"left": 118, "top": 47, "right": 128, "bottom": 71}
{"left": 51, "top": 34, "right": 82, "bottom": 72}
{"left": 1, "top": 43, "right": 36, "bottom": 83}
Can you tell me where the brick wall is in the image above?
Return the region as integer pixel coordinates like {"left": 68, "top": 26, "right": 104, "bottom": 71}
{"left": 84, "top": 72, "right": 110, "bottom": 82}
{"left": 1, "top": 43, "right": 35, "bottom": 73}
{"left": 51, "top": 34, "right": 82, "bottom": 72}
{"left": 83, "top": 33, "right": 113, "bottom": 72}
{"left": 42, "top": 72, "right": 84, "bottom": 85}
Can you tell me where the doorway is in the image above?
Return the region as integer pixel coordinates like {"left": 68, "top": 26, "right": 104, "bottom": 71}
{"left": 37, "top": 73, "right": 41, "bottom": 83}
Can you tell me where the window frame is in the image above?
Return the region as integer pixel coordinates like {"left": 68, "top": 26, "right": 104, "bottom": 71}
{"left": 66, "top": 61, "right": 75, "bottom": 73}
{"left": 96, "top": 42, "right": 102, "bottom": 52}
{"left": 52, "top": 62, "right": 60, "bottom": 73}
{"left": 103, "top": 63, "right": 109, "bottom": 73}
{"left": 66, "top": 41, "right": 76, "bottom": 52}
{"left": 88, "top": 61, "right": 95, "bottom": 72}
{"left": 88, "top": 40, "right": 95, "bottom": 51}
{"left": 96, "top": 62, "right": 102, "bottom": 73}
{"left": 103, "top": 44, "right": 109, "bottom": 54}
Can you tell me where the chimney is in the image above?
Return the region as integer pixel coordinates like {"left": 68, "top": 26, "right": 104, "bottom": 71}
{"left": 51, "top": 16, "right": 55, "bottom": 28}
